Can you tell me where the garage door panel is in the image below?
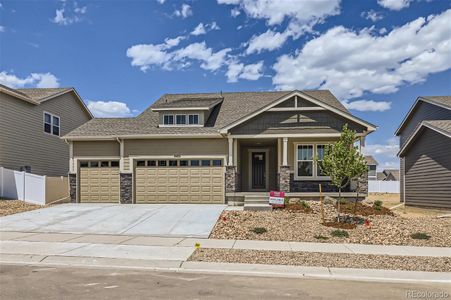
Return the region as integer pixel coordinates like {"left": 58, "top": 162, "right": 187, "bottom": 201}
{"left": 135, "top": 165, "right": 224, "bottom": 204}
{"left": 80, "top": 167, "right": 120, "bottom": 203}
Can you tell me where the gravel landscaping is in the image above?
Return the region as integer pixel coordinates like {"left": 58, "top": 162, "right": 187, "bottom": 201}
{"left": 0, "top": 200, "right": 43, "bottom": 217}
{"left": 189, "top": 248, "right": 451, "bottom": 272}
{"left": 210, "top": 201, "right": 451, "bottom": 247}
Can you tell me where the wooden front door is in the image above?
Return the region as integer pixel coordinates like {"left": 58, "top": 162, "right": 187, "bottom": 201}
{"left": 251, "top": 152, "right": 266, "bottom": 190}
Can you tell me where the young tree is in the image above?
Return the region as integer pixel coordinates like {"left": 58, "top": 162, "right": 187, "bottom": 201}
{"left": 318, "top": 124, "right": 367, "bottom": 219}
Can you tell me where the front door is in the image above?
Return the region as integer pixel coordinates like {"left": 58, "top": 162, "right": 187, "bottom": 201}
{"left": 251, "top": 152, "right": 266, "bottom": 190}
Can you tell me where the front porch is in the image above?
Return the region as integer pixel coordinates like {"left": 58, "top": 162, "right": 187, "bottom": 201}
{"left": 224, "top": 136, "right": 368, "bottom": 204}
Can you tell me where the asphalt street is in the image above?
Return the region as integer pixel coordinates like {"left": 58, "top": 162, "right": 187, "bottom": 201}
{"left": 1, "top": 264, "right": 449, "bottom": 300}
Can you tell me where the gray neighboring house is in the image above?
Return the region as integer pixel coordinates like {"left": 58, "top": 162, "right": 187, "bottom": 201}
{"left": 376, "top": 169, "right": 400, "bottom": 181}
{"left": 365, "top": 155, "right": 378, "bottom": 181}
{"left": 395, "top": 96, "right": 451, "bottom": 208}
{"left": 63, "top": 90, "right": 376, "bottom": 204}
{"left": 0, "top": 84, "right": 93, "bottom": 176}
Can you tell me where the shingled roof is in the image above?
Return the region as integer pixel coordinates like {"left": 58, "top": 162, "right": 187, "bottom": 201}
{"left": 421, "top": 96, "right": 451, "bottom": 108}
{"left": 64, "top": 90, "right": 372, "bottom": 138}
{"left": 15, "top": 87, "right": 72, "bottom": 103}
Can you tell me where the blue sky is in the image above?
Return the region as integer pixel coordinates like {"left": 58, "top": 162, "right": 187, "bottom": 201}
{"left": 1, "top": 0, "right": 450, "bottom": 170}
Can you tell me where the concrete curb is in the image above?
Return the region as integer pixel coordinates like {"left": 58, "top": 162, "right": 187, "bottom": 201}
{"left": 1, "top": 254, "right": 449, "bottom": 284}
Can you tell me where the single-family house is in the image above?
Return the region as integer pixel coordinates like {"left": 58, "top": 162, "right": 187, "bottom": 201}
{"left": 395, "top": 96, "right": 451, "bottom": 208}
{"left": 0, "top": 84, "right": 93, "bottom": 176}
{"left": 63, "top": 90, "right": 376, "bottom": 204}
{"left": 365, "top": 155, "right": 378, "bottom": 181}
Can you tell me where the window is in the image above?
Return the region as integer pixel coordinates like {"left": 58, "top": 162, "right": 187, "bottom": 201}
{"left": 188, "top": 114, "right": 199, "bottom": 125}
{"left": 147, "top": 160, "right": 156, "bottom": 167}
{"left": 176, "top": 115, "right": 186, "bottom": 125}
{"left": 296, "top": 145, "right": 313, "bottom": 177}
{"left": 201, "top": 160, "right": 210, "bottom": 166}
{"left": 316, "top": 145, "right": 326, "bottom": 177}
{"left": 137, "top": 160, "right": 146, "bottom": 167}
{"left": 168, "top": 160, "right": 177, "bottom": 166}
{"left": 80, "top": 162, "right": 89, "bottom": 168}
{"left": 90, "top": 161, "right": 99, "bottom": 167}
{"left": 110, "top": 161, "right": 119, "bottom": 167}
{"left": 44, "top": 112, "right": 60, "bottom": 136}
{"left": 212, "top": 159, "right": 222, "bottom": 166}
{"left": 158, "top": 160, "right": 167, "bottom": 167}
{"left": 190, "top": 160, "right": 200, "bottom": 166}
{"left": 163, "top": 115, "right": 174, "bottom": 125}
{"left": 101, "top": 161, "right": 109, "bottom": 167}
{"left": 180, "top": 160, "right": 189, "bottom": 166}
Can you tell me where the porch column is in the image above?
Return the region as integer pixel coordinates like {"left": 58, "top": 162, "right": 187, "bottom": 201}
{"left": 228, "top": 137, "right": 234, "bottom": 166}
{"left": 359, "top": 136, "right": 365, "bottom": 154}
{"left": 282, "top": 137, "right": 288, "bottom": 166}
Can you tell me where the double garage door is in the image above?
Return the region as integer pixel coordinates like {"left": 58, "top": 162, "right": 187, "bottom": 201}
{"left": 79, "top": 159, "right": 224, "bottom": 204}
{"left": 135, "top": 159, "right": 224, "bottom": 204}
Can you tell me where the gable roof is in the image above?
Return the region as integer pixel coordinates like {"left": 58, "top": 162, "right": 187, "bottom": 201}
{"left": 364, "top": 155, "right": 378, "bottom": 166}
{"left": 152, "top": 97, "right": 223, "bottom": 110}
{"left": 0, "top": 84, "right": 93, "bottom": 118}
{"left": 398, "top": 120, "right": 451, "bottom": 156}
{"left": 395, "top": 96, "right": 451, "bottom": 136}
{"left": 64, "top": 89, "right": 375, "bottom": 139}
{"left": 383, "top": 169, "right": 400, "bottom": 181}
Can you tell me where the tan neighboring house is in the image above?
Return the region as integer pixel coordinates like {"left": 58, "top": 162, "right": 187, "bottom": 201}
{"left": 0, "top": 84, "right": 93, "bottom": 176}
{"left": 63, "top": 90, "right": 376, "bottom": 205}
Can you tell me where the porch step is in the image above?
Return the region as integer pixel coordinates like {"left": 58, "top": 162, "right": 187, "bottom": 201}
{"left": 244, "top": 195, "right": 272, "bottom": 211}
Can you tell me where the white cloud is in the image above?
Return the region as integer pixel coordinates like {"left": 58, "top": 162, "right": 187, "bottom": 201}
{"left": 210, "top": 22, "right": 220, "bottom": 30}
{"left": 0, "top": 71, "right": 59, "bottom": 88}
{"left": 377, "top": 0, "right": 412, "bottom": 11}
{"left": 174, "top": 4, "right": 192, "bottom": 18}
{"left": 51, "top": 2, "right": 87, "bottom": 26}
{"left": 365, "top": 137, "right": 400, "bottom": 171}
{"left": 87, "top": 101, "right": 134, "bottom": 118}
{"left": 246, "top": 29, "right": 291, "bottom": 54}
{"left": 226, "top": 61, "right": 264, "bottom": 82}
{"left": 273, "top": 9, "right": 451, "bottom": 100}
{"left": 221, "top": 0, "right": 340, "bottom": 53}
{"left": 361, "top": 10, "right": 383, "bottom": 22}
{"left": 343, "top": 99, "right": 391, "bottom": 112}
{"left": 156, "top": 0, "right": 166, "bottom": 4}
{"left": 191, "top": 23, "right": 206, "bottom": 36}
{"left": 231, "top": 7, "right": 240, "bottom": 17}
{"left": 174, "top": 42, "right": 231, "bottom": 71}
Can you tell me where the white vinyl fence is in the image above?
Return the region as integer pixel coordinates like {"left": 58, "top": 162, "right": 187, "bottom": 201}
{"left": 368, "top": 180, "right": 400, "bottom": 193}
{"left": 0, "top": 167, "right": 46, "bottom": 205}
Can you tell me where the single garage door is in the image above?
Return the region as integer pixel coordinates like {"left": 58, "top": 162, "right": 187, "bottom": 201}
{"left": 79, "top": 160, "right": 120, "bottom": 203}
{"left": 135, "top": 159, "right": 224, "bottom": 204}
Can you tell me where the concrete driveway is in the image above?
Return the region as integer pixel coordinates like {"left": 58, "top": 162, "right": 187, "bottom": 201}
{"left": 0, "top": 204, "right": 226, "bottom": 238}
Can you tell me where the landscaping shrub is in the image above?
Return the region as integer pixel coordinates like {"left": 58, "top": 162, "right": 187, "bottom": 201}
{"left": 300, "top": 201, "right": 310, "bottom": 209}
{"left": 314, "top": 234, "right": 329, "bottom": 240}
{"left": 373, "top": 200, "right": 383, "bottom": 211}
{"left": 331, "top": 229, "right": 349, "bottom": 238}
{"left": 251, "top": 227, "right": 267, "bottom": 234}
{"left": 410, "top": 232, "right": 431, "bottom": 240}
{"left": 339, "top": 198, "right": 348, "bottom": 205}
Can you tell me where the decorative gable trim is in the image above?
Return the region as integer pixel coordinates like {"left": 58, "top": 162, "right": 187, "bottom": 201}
{"left": 219, "top": 90, "right": 376, "bottom": 134}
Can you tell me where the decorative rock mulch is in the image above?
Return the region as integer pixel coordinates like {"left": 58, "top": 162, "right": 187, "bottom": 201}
{"left": 189, "top": 248, "right": 451, "bottom": 272}
{"left": 0, "top": 200, "right": 42, "bottom": 217}
{"left": 210, "top": 201, "right": 451, "bottom": 247}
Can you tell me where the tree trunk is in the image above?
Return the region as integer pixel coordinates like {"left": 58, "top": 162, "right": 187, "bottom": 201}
{"left": 337, "top": 187, "right": 342, "bottom": 220}
{"left": 354, "top": 182, "right": 359, "bottom": 215}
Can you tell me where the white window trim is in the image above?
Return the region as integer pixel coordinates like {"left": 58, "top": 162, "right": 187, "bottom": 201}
{"left": 163, "top": 114, "right": 175, "bottom": 125}
{"left": 294, "top": 143, "right": 331, "bottom": 180}
{"left": 161, "top": 113, "right": 202, "bottom": 127}
{"left": 175, "top": 114, "right": 187, "bottom": 125}
{"left": 188, "top": 114, "right": 200, "bottom": 125}
{"left": 43, "top": 111, "right": 61, "bottom": 137}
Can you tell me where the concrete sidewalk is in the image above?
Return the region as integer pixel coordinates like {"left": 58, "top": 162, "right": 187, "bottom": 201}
{"left": 1, "top": 231, "right": 450, "bottom": 257}
{"left": 1, "top": 233, "right": 450, "bottom": 283}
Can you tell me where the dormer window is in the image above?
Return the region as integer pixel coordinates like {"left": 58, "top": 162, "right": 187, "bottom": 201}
{"left": 163, "top": 115, "right": 174, "bottom": 125}
{"left": 162, "top": 113, "right": 200, "bottom": 126}
{"left": 189, "top": 114, "right": 199, "bottom": 125}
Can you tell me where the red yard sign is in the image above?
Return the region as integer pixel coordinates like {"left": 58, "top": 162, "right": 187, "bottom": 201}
{"left": 269, "top": 191, "right": 285, "bottom": 208}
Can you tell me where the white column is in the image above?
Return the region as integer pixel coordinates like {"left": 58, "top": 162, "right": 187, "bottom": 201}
{"left": 282, "top": 137, "right": 288, "bottom": 166}
{"left": 233, "top": 138, "right": 238, "bottom": 166}
{"left": 69, "top": 141, "right": 74, "bottom": 173}
{"left": 277, "top": 138, "right": 282, "bottom": 169}
{"left": 359, "top": 136, "right": 365, "bottom": 154}
{"left": 119, "top": 139, "right": 124, "bottom": 172}
{"left": 228, "top": 137, "right": 234, "bottom": 166}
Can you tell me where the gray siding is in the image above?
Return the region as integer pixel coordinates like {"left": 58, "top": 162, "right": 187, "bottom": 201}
{"left": 400, "top": 157, "right": 405, "bottom": 202}
{"left": 404, "top": 128, "right": 451, "bottom": 208}
{"left": 399, "top": 101, "right": 451, "bottom": 147}
{"left": 230, "top": 110, "right": 366, "bottom": 135}
{"left": 0, "top": 92, "right": 91, "bottom": 176}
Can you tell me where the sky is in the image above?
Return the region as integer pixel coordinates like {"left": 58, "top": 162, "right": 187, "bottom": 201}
{"left": 1, "top": 0, "right": 450, "bottom": 170}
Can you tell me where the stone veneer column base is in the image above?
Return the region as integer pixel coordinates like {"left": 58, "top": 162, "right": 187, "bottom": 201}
{"left": 120, "top": 173, "right": 133, "bottom": 204}
{"left": 279, "top": 166, "right": 291, "bottom": 193}
{"left": 69, "top": 173, "right": 77, "bottom": 203}
{"left": 357, "top": 171, "right": 369, "bottom": 196}
{"left": 225, "top": 166, "right": 238, "bottom": 193}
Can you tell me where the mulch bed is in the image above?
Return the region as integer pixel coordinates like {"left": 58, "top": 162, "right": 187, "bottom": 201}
{"left": 189, "top": 248, "right": 451, "bottom": 272}
{"left": 0, "top": 200, "right": 43, "bottom": 217}
{"left": 283, "top": 203, "right": 313, "bottom": 213}
{"left": 210, "top": 201, "right": 451, "bottom": 247}
{"left": 338, "top": 201, "right": 394, "bottom": 216}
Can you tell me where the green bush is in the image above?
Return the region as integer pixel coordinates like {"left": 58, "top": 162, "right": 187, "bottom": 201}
{"left": 314, "top": 234, "right": 329, "bottom": 240}
{"left": 331, "top": 229, "right": 349, "bottom": 238}
{"left": 339, "top": 198, "right": 348, "bottom": 205}
{"left": 251, "top": 227, "right": 267, "bottom": 234}
{"left": 410, "top": 232, "right": 431, "bottom": 240}
{"left": 300, "top": 201, "right": 310, "bottom": 208}
{"left": 373, "top": 200, "right": 383, "bottom": 207}
{"left": 284, "top": 197, "right": 290, "bottom": 205}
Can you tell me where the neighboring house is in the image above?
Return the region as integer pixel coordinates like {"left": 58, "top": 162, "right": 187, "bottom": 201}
{"left": 395, "top": 96, "right": 451, "bottom": 208}
{"left": 0, "top": 84, "right": 93, "bottom": 176}
{"left": 365, "top": 155, "right": 378, "bottom": 181}
{"left": 63, "top": 90, "right": 376, "bottom": 204}
{"left": 376, "top": 169, "right": 400, "bottom": 181}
